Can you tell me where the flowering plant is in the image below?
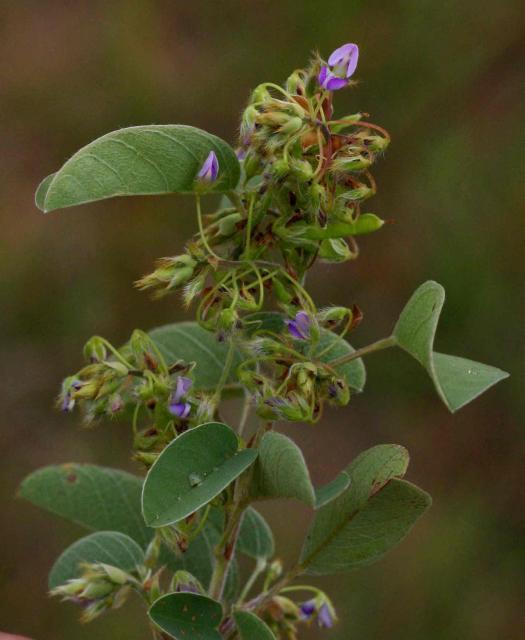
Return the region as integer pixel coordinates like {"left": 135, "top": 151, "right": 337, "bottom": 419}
{"left": 20, "top": 44, "right": 508, "bottom": 639}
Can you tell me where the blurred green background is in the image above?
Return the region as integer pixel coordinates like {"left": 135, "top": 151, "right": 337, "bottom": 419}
{"left": 1, "top": 1, "right": 523, "bottom": 638}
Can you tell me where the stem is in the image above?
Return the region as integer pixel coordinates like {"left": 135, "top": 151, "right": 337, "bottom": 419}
{"left": 243, "top": 194, "right": 255, "bottom": 257}
{"left": 248, "top": 563, "right": 304, "bottom": 612}
{"left": 238, "top": 558, "right": 267, "bottom": 605}
{"left": 328, "top": 335, "right": 397, "bottom": 368}
{"left": 213, "top": 338, "right": 236, "bottom": 403}
{"left": 208, "top": 423, "right": 270, "bottom": 601}
{"left": 196, "top": 194, "right": 222, "bottom": 261}
{"left": 238, "top": 392, "right": 252, "bottom": 437}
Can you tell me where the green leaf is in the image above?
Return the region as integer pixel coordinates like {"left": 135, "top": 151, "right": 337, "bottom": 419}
{"left": 237, "top": 507, "right": 275, "bottom": 559}
{"left": 300, "top": 444, "right": 431, "bottom": 575}
{"left": 34, "top": 172, "right": 56, "bottom": 210}
{"left": 49, "top": 531, "right": 144, "bottom": 589}
{"left": 393, "top": 281, "right": 509, "bottom": 412}
{"left": 250, "top": 431, "right": 315, "bottom": 507}
{"left": 148, "top": 322, "right": 243, "bottom": 392}
{"left": 36, "top": 125, "right": 240, "bottom": 213}
{"left": 149, "top": 593, "right": 223, "bottom": 640}
{"left": 234, "top": 611, "right": 276, "bottom": 640}
{"left": 19, "top": 464, "right": 151, "bottom": 547}
{"left": 315, "top": 471, "right": 351, "bottom": 509}
{"left": 142, "top": 422, "right": 258, "bottom": 527}
{"left": 246, "top": 312, "right": 366, "bottom": 392}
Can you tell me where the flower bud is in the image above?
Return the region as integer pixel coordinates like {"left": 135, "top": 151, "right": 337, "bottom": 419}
{"left": 326, "top": 377, "right": 350, "bottom": 406}
{"left": 83, "top": 336, "right": 107, "bottom": 363}
{"left": 196, "top": 150, "right": 219, "bottom": 183}
{"left": 319, "top": 238, "right": 352, "bottom": 262}
{"left": 271, "top": 158, "right": 291, "bottom": 179}
{"left": 316, "top": 306, "right": 350, "bottom": 326}
{"left": 170, "top": 570, "right": 204, "bottom": 595}
{"left": 285, "top": 70, "right": 306, "bottom": 95}
{"left": 331, "top": 154, "right": 372, "bottom": 172}
{"left": 289, "top": 158, "right": 314, "bottom": 181}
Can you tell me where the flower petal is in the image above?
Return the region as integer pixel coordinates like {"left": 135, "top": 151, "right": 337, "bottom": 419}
{"left": 328, "top": 42, "right": 357, "bottom": 66}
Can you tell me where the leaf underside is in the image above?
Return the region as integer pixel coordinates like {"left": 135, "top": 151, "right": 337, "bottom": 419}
{"left": 36, "top": 125, "right": 240, "bottom": 212}
{"left": 250, "top": 431, "right": 316, "bottom": 507}
{"left": 301, "top": 444, "right": 431, "bottom": 575}
{"left": 19, "top": 464, "right": 151, "bottom": 547}
{"left": 393, "top": 281, "right": 509, "bottom": 412}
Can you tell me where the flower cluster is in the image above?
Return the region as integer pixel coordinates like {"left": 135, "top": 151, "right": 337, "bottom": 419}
{"left": 50, "top": 562, "right": 140, "bottom": 623}
{"left": 59, "top": 331, "right": 215, "bottom": 465}
{"left": 259, "top": 591, "right": 337, "bottom": 639}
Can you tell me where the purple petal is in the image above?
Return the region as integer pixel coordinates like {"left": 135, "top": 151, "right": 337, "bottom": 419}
{"left": 300, "top": 600, "right": 316, "bottom": 619}
{"left": 344, "top": 44, "right": 359, "bottom": 78}
{"left": 325, "top": 75, "right": 348, "bottom": 91}
{"left": 285, "top": 320, "right": 307, "bottom": 340}
{"left": 169, "top": 401, "right": 191, "bottom": 419}
{"left": 294, "top": 311, "right": 311, "bottom": 338}
{"left": 328, "top": 42, "right": 357, "bottom": 67}
{"left": 174, "top": 376, "right": 193, "bottom": 402}
{"left": 318, "top": 65, "right": 329, "bottom": 86}
{"left": 318, "top": 603, "right": 334, "bottom": 628}
{"left": 328, "top": 43, "right": 358, "bottom": 69}
{"left": 197, "top": 150, "right": 219, "bottom": 182}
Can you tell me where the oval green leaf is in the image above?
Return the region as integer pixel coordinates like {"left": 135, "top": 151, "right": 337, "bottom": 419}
{"left": 142, "top": 422, "right": 258, "bottom": 527}
{"left": 19, "top": 464, "right": 151, "bottom": 547}
{"left": 36, "top": 125, "right": 240, "bottom": 212}
{"left": 250, "top": 431, "right": 315, "bottom": 507}
{"left": 300, "top": 444, "right": 430, "bottom": 574}
{"left": 393, "top": 281, "right": 509, "bottom": 412}
{"left": 49, "top": 531, "right": 144, "bottom": 589}
{"left": 234, "top": 610, "right": 276, "bottom": 640}
{"left": 149, "top": 593, "right": 223, "bottom": 640}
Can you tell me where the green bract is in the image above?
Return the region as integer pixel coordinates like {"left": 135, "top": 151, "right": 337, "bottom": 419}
{"left": 23, "top": 44, "right": 508, "bottom": 639}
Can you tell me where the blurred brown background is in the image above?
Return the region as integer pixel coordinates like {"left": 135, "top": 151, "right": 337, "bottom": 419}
{"left": 1, "top": 1, "right": 523, "bottom": 638}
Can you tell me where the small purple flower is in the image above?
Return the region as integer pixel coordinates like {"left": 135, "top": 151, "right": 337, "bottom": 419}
{"left": 318, "top": 42, "right": 359, "bottom": 91}
{"left": 197, "top": 150, "right": 219, "bottom": 182}
{"left": 285, "top": 311, "right": 312, "bottom": 340}
{"left": 300, "top": 600, "right": 316, "bottom": 620}
{"left": 318, "top": 603, "right": 335, "bottom": 629}
{"left": 168, "top": 376, "right": 193, "bottom": 419}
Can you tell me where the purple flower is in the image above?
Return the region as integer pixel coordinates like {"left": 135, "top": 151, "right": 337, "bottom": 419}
{"left": 318, "top": 42, "right": 359, "bottom": 91}
{"left": 168, "top": 376, "right": 193, "bottom": 419}
{"left": 285, "top": 311, "right": 312, "bottom": 340}
{"left": 318, "top": 603, "right": 334, "bottom": 628}
{"left": 197, "top": 150, "right": 219, "bottom": 182}
{"left": 300, "top": 600, "right": 316, "bottom": 620}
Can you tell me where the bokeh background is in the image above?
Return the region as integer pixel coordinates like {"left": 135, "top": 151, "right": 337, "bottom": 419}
{"left": 1, "top": 1, "right": 523, "bottom": 638}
